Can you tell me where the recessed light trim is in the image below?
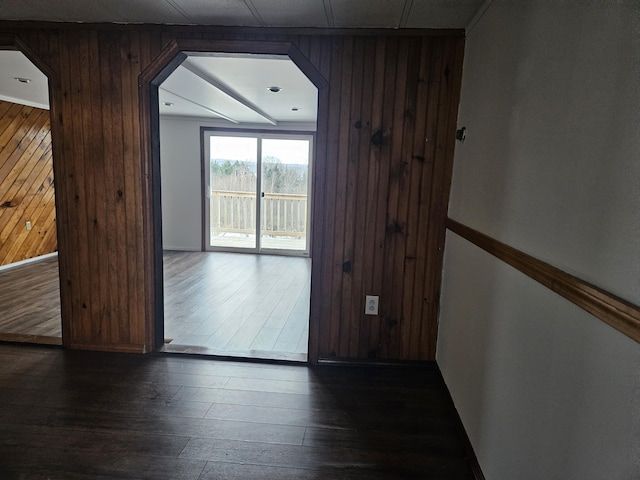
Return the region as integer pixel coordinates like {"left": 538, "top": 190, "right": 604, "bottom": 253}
{"left": 268, "top": 86, "right": 282, "bottom": 93}
{"left": 163, "top": 102, "right": 174, "bottom": 107}
{"left": 15, "top": 77, "right": 31, "bottom": 84}
{"left": 291, "top": 107, "right": 300, "bottom": 111}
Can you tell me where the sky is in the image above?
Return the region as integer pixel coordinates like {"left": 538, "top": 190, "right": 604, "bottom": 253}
{"left": 210, "top": 136, "right": 311, "bottom": 165}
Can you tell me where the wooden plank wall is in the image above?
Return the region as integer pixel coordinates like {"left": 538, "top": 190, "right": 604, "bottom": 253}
{"left": 2, "top": 24, "right": 463, "bottom": 360}
{"left": 0, "top": 100, "right": 57, "bottom": 266}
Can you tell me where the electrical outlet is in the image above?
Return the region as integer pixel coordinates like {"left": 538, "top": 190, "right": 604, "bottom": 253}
{"left": 25, "top": 221, "right": 32, "bottom": 231}
{"left": 365, "top": 295, "right": 379, "bottom": 315}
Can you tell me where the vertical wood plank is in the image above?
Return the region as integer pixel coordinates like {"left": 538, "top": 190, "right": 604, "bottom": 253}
{"left": 394, "top": 37, "right": 421, "bottom": 358}
{"left": 339, "top": 35, "right": 364, "bottom": 357}
{"left": 406, "top": 37, "right": 435, "bottom": 360}
{"left": 374, "top": 36, "right": 399, "bottom": 359}
{"left": 332, "top": 36, "right": 355, "bottom": 357}
{"left": 359, "top": 36, "right": 388, "bottom": 359}
{"left": 350, "top": 37, "right": 376, "bottom": 358}
{"left": 319, "top": 36, "right": 342, "bottom": 357}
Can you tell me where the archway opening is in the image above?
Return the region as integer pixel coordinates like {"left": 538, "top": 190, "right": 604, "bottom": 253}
{"left": 0, "top": 47, "right": 62, "bottom": 346}
{"left": 142, "top": 41, "right": 328, "bottom": 362}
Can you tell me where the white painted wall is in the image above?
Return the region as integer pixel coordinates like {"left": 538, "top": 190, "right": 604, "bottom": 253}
{"left": 159, "top": 116, "right": 203, "bottom": 250}
{"left": 159, "top": 116, "right": 316, "bottom": 251}
{"left": 438, "top": 2, "right": 640, "bottom": 479}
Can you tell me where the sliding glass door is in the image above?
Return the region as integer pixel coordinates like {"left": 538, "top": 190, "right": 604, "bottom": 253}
{"left": 204, "top": 130, "right": 313, "bottom": 255}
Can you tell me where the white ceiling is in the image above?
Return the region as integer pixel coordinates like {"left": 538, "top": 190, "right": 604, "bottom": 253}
{"left": 0, "top": 0, "right": 483, "bottom": 125}
{"left": 0, "top": 0, "right": 483, "bottom": 29}
{"left": 158, "top": 54, "right": 318, "bottom": 125}
{"left": 0, "top": 50, "right": 49, "bottom": 109}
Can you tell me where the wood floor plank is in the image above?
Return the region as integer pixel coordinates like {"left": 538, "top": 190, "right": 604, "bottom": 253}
{"left": 0, "top": 255, "right": 61, "bottom": 338}
{"left": 0, "top": 251, "right": 310, "bottom": 360}
{"left": 0, "top": 344, "right": 475, "bottom": 479}
{"left": 163, "top": 251, "right": 310, "bottom": 360}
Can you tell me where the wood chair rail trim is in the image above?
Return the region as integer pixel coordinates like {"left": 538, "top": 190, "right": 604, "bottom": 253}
{"left": 446, "top": 218, "right": 640, "bottom": 344}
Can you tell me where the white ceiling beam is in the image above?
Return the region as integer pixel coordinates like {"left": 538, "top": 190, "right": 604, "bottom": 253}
{"left": 182, "top": 59, "right": 278, "bottom": 126}
{"left": 159, "top": 86, "right": 240, "bottom": 124}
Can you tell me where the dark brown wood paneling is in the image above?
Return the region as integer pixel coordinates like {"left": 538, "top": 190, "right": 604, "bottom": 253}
{"left": 447, "top": 218, "right": 640, "bottom": 344}
{"left": 2, "top": 23, "right": 464, "bottom": 359}
{"left": 302, "top": 34, "right": 464, "bottom": 361}
{"left": 4, "top": 28, "right": 154, "bottom": 352}
{"left": 0, "top": 101, "right": 57, "bottom": 266}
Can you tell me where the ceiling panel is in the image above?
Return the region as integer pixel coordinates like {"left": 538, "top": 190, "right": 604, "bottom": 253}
{"left": 0, "top": 0, "right": 123, "bottom": 22}
{"left": 173, "top": 0, "right": 261, "bottom": 26}
{"left": 92, "top": 0, "right": 192, "bottom": 24}
{"left": 0, "top": 0, "right": 482, "bottom": 28}
{"left": 0, "top": 51, "right": 49, "bottom": 109}
{"left": 250, "top": 0, "right": 330, "bottom": 27}
{"left": 187, "top": 55, "right": 318, "bottom": 123}
{"left": 404, "top": 0, "right": 483, "bottom": 28}
{"left": 330, "top": 0, "right": 406, "bottom": 28}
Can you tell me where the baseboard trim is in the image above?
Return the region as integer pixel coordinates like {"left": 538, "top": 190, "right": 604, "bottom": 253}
{"left": 68, "top": 342, "right": 148, "bottom": 354}
{"left": 160, "top": 343, "right": 308, "bottom": 363}
{"left": 316, "top": 356, "right": 438, "bottom": 369}
{"left": 0, "top": 252, "right": 58, "bottom": 273}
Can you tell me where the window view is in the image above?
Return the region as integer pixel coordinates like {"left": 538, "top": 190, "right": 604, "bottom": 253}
{"left": 206, "top": 133, "right": 312, "bottom": 254}
{"left": 260, "top": 138, "right": 310, "bottom": 251}
{"left": 209, "top": 136, "right": 258, "bottom": 249}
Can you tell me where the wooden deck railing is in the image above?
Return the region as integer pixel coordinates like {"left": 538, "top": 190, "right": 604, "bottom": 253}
{"left": 211, "top": 190, "right": 307, "bottom": 237}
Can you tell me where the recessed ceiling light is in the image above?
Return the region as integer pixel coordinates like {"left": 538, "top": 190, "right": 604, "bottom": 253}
{"left": 163, "top": 102, "right": 174, "bottom": 107}
{"left": 291, "top": 107, "right": 300, "bottom": 111}
{"left": 15, "top": 77, "right": 31, "bottom": 84}
{"left": 268, "top": 86, "right": 281, "bottom": 93}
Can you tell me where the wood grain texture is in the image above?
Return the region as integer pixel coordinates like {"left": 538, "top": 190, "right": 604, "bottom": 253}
{"left": 162, "top": 251, "right": 310, "bottom": 361}
{"left": 446, "top": 218, "right": 640, "bottom": 344}
{"left": 0, "top": 101, "right": 57, "bottom": 266}
{"left": 1, "top": 23, "right": 464, "bottom": 360}
{"left": 0, "top": 343, "right": 476, "bottom": 479}
{"left": 0, "top": 255, "right": 61, "bottom": 338}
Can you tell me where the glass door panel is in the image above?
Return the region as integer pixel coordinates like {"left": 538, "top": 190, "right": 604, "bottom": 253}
{"left": 260, "top": 138, "right": 311, "bottom": 253}
{"left": 207, "top": 135, "right": 258, "bottom": 250}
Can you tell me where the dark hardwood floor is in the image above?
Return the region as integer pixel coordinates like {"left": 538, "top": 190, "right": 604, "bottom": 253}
{"left": 0, "top": 344, "right": 475, "bottom": 480}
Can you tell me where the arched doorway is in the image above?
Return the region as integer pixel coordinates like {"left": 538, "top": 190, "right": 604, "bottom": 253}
{"left": 0, "top": 43, "right": 63, "bottom": 346}
{"left": 140, "top": 40, "right": 328, "bottom": 361}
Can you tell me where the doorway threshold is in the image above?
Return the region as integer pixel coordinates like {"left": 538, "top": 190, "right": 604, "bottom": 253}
{"left": 160, "top": 342, "right": 307, "bottom": 363}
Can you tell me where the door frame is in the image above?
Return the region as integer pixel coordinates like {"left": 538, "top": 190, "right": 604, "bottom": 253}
{"left": 0, "top": 35, "right": 67, "bottom": 346}
{"left": 202, "top": 127, "right": 315, "bottom": 257}
{"left": 139, "top": 39, "right": 328, "bottom": 359}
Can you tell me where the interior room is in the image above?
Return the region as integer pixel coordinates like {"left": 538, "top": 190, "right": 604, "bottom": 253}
{"left": 0, "top": 50, "right": 61, "bottom": 345}
{"left": 0, "top": 1, "right": 638, "bottom": 479}
{"left": 158, "top": 53, "right": 317, "bottom": 360}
